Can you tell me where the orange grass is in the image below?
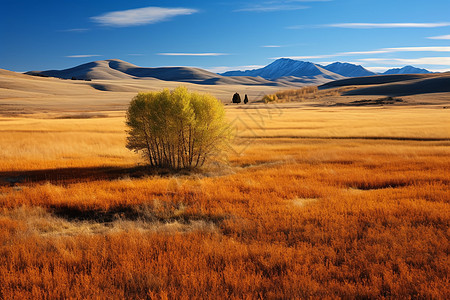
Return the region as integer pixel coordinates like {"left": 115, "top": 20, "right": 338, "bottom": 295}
{"left": 0, "top": 104, "right": 449, "bottom": 298}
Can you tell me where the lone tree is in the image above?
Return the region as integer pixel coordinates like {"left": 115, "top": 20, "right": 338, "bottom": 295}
{"left": 244, "top": 94, "right": 249, "bottom": 104}
{"left": 126, "top": 87, "right": 232, "bottom": 170}
{"left": 232, "top": 92, "right": 241, "bottom": 104}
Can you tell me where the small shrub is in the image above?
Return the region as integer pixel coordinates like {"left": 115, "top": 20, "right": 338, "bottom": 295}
{"left": 126, "top": 87, "right": 232, "bottom": 170}
{"left": 263, "top": 94, "right": 278, "bottom": 103}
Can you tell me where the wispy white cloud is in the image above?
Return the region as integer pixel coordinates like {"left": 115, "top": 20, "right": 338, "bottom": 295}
{"left": 59, "top": 28, "right": 90, "bottom": 33}
{"left": 206, "top": 65, "right": 265, "bottom": 73}
{"left": 271, "top": 46, "right": 450, "bottom": 60}
{"left": 426, "top": 67, "right": 450, "bottom": 72}
{"left": 236, "top": 0, "right": 332, "bottom": 13}
{"left": 286, "top": 25, "right": 308, "bottom": 29}
{"left": 65, "top": 55, "right": 102, "bottom": 58}
{"left": 354, "top": 65, "right": 449, "bottom": 73}
{"left": 157, "top": 53, "right": 228, "bottom": 56}
{"left": 262, "top": 43, "right": 303, "bottom": 48}
{"left": 288, "top": 22, "right": 450, "bottom": 29}
{"left": 427, "top": 34, "right": 450, "bottom": 40}
{"left": 325, "top": 22, "right": 450, "bottom": 29}
{"left": 358, "top": 57, "right": 450, "bottom": 66}
{"left": 385, "top": 46, "right": 450, "bottom": 52}
{"left": 235, "top": 4, "right": 308, "bottom": 12}
{"left": 364, "top": 66, "right": 391, "bottom": 73}
{"left": 344, "top": 50, "right": 391, "bottom": 55}
{"left": 315, "top": 61, "right": 334, "bottom": 65}
{"left": 275, "top": 50, "right": 388, "bottom": 60}
{"left": 91, "top": 7, "right": 198, "bottom": 27}
{"left": 285, "top": 25, "right": 314, "bottom": 29}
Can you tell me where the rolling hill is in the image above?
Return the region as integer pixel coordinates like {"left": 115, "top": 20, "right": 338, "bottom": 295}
{"left": 26, "top": 60, "right": 135, "bottom": 80}
{"left": 25, "top": 59, "right": 303, "bottom": 86}
{"left": 343, "top": 75, "right": 450, "bottom": 96}
{"left": 1, "top": 67, "right": 307, "bottom": 113}
{"left": 319, "top": 74, "right": 436, "bottom": 89}
{"left": 26, "top": 59, "right": 222, "bottom": 82}
{"left": 319, "top": 72, "right": 450, "bottom": 96}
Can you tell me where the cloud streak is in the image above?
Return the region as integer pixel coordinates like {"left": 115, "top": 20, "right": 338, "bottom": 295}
{"left": 427, "top": 34, "right": 450, "bottom": 40}
{"left": 385, "top": 46, "right": 450, "bottom": 52}
{"left": 358, "top": 57, "right": 450, "bottom": 66}
{"left": 157, "top": 53, "right": 228, "bottom": 56}
{"left": 288, "top": 22, "right": 450, "bottom": 29}
{"left": 206, "top": 65, "right": 266, "bottom": 73}
{"left": 235, "top": 5, "right": 308, "bottom": 12}
{"left": 65, "top": 55, "right": 102, "bottom": 58}
{"left": 59, "top": 28, "right": 90, "bottom": 33}
{"left": 272, "top": 46, "right": 450, "bottom": 60}
{"left": 326, "top": 22, "right": 450, "bottom": 29}
{"left": 235, "top": 1, "right": 323, "bottom": 12}
{"left": 364, "top": 66, "right": 391, "bottom": 73}
{"left": 91, "top": 7, "right": 197, "bottom": 27}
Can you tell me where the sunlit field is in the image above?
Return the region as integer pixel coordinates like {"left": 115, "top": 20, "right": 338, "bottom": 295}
{"left": 0, "top": 104, "right": 449, "bottom": 298}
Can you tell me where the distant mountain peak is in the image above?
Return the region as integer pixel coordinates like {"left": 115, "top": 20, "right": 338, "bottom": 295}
{"left": 221, "top": 58, "right": 377, "bottom": 80}
{"left": 323, "top": 62, "right": 376, "bottom": 77}
{"left": 383, "top": 66, "right": 431, "bottom": 75}
{"left": 221, "top": 58, "right": 344, "bottom": 80}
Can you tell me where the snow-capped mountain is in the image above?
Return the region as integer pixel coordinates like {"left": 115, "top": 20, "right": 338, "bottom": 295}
{"left": 221, "top": 59, "right": 434, "bottom": 80}
{"left": 221, "top": 58, "right": 345, "bottom": 80}
{"left": 383, "top": 66, "right": 431, "bottom": 75}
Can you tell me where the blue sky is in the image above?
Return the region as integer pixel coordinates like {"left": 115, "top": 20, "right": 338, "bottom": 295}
{"left": 1, "top": 0, "right": 450, "bottom": 73}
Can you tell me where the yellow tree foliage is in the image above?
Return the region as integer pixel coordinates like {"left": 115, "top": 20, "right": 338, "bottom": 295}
{"left": 126, "top": 87, "right": 232, "bottom": 169}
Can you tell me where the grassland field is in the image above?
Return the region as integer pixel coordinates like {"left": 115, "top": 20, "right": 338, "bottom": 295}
{"left": 0, "top": 91, "right": 449, "bottom": 298}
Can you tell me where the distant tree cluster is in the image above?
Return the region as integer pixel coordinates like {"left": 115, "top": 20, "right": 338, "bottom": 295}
{"left": 232, "top": 93, "right": 241, "bottom": 104}
{"left": 232, "top": 93, "right": 249, "bottom": 104}
{"left": 126, "top": 87, "right": 232, "bottom": 170}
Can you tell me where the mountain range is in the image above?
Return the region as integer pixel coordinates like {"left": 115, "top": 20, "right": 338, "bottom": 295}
{"left": 382, "top": 65, "right": 431, "bottom": 75}
{"left": 220, "top": 59, "right": 346, "bottom": 80}
{"left": 221, "top": 59, "right": 431, "bottom": 78}
{"left": 26, "top": 58, "right": 432, "bottom": 85}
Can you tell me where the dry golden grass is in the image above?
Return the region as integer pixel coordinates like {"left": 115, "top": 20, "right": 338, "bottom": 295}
{"left": 0, "top": 103, "right": 449, "bottom": 298}
{"left": 262, "top": 82, "right": 450, "bottom": 107}
{"left": 263, "top": 86, "right": 354, "bottom": 103}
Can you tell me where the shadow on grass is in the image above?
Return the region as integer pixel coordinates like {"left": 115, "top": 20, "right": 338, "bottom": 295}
{"left": 0, "top": 165, "right": 194, "bottom": 187}
{"left": 50, "top": 204, "right": 227, "bottom": 226}
{"left": 348, "top": 181, "right": 410, "bottom": 190}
